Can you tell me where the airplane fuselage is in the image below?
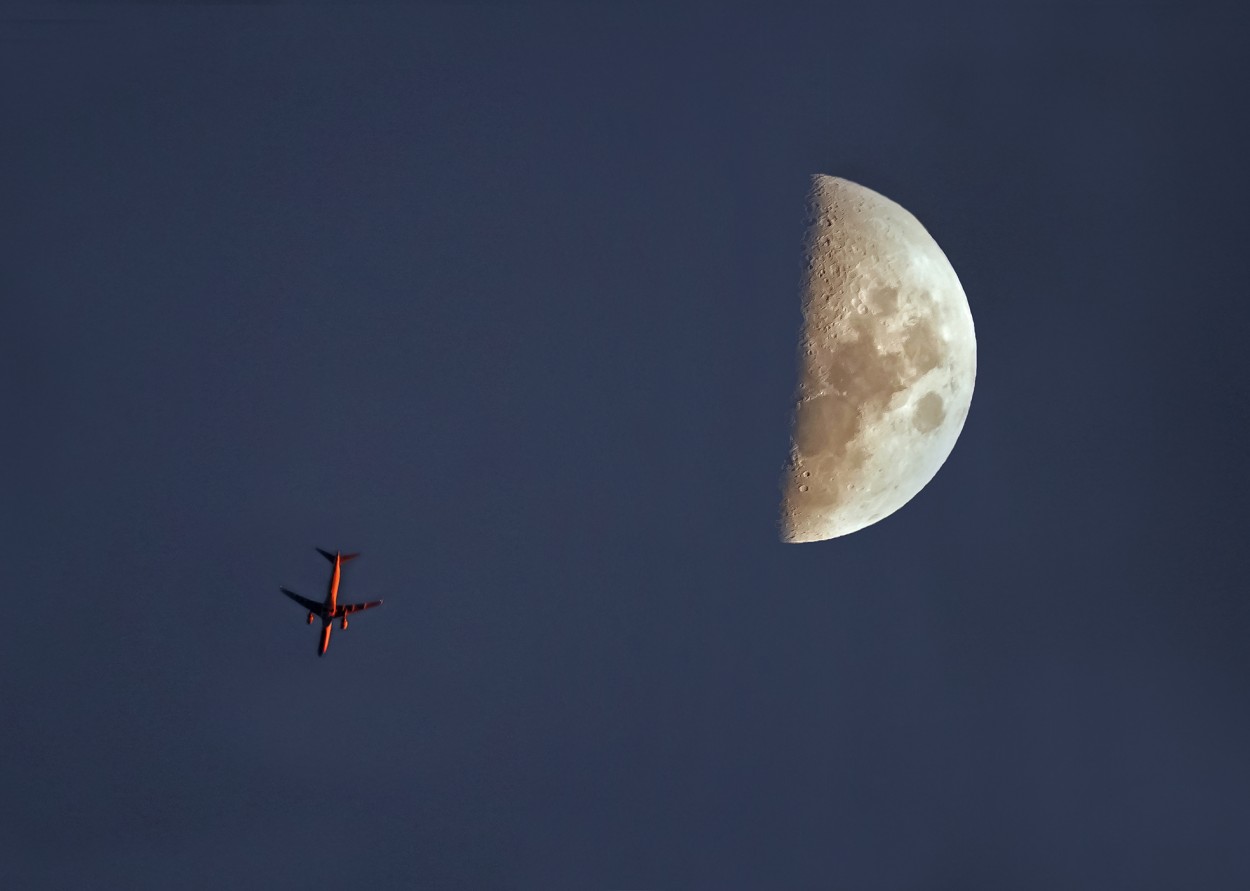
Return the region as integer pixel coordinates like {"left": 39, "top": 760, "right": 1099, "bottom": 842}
{"left": 317, "top": 553, "right": 344, "bottom": 656}
{"left": 325, "top": 558, "right": 341, "bottom": 615}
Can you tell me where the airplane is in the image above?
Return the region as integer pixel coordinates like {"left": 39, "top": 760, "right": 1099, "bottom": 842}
{"left": 281, "top": 548, "right": 383, "bottom": 657}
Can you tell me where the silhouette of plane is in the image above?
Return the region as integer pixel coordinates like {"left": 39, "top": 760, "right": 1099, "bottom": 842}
{"left": 281, "top": 548, "right": 383, "bottom": 656}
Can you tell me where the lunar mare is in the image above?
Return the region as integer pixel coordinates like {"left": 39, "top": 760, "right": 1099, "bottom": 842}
{"left": 780, "top": 175, "right": 976, "bottom": 542}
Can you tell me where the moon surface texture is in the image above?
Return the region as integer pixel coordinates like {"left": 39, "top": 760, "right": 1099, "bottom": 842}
{"left": 780, "top": 175, "right": 976, "bottom": 543}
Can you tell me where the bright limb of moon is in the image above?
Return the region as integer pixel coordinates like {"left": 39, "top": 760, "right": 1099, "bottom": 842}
{"left": 780, "top": 175, "right": 976, "bottom": 543}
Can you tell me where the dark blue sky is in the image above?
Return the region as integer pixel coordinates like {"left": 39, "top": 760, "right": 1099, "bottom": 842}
{"left": 5, "top": 4, "right": 1249, "bottom": 888}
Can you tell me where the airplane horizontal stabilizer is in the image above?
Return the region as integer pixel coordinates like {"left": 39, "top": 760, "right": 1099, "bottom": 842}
{"left": 316, "top": 547, "right": 360, "bottom": 564}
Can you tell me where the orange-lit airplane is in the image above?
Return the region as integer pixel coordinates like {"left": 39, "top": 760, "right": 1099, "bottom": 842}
{"left": 281, "top": 548, "right": 383, "bottom": 657}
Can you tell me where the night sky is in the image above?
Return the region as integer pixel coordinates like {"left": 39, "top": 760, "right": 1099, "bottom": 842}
{"left": 5, "top": 4, "right": 1250, "bottom": 888}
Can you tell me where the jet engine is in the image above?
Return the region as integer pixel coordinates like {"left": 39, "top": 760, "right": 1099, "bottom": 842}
{"left": 341, "top": 616, "right": 349, "bottom": 630}
{"left": 307, "top": 612, "right": 315, "bottom": 624}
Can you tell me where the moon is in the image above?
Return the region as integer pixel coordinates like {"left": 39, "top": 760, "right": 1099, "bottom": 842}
{"left": 780, "top": 175, "right": 976, "bottom": 543}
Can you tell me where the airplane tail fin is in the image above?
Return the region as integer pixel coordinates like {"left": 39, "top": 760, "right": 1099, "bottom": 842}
{"left": 317, "top": 547, "right": 360, "bottom": 564}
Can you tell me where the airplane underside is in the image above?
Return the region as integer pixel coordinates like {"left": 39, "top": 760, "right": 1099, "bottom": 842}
{"left": 280, "top": 548, "right": 383, "bottom": 658}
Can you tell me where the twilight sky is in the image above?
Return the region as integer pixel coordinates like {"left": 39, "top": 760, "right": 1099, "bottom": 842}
{"left": 4, "top": 3, "right": 1249, "bottom": 888}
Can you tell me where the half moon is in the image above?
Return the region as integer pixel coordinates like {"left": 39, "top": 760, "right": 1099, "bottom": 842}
{"left": 780, "top": 175, "right": 976, "bottom": 543}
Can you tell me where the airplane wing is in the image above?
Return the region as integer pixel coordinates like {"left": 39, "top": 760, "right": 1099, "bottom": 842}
{"left": 340, "top": 599, "right": 383, "bottom": 615}
{"left": 281, "top": 587, "right": 323, "bottom": 614}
